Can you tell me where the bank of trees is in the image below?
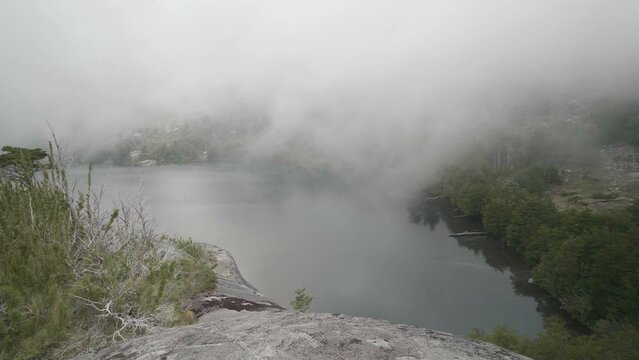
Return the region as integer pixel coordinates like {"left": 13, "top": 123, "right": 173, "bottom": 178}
{"left": 471, "top": 317, "right": 639, "bottom": 360}
{"left": 439, "top": 161, "right": 639, "bottom": 329}
{"left": 436, "top": 138, "right": 639, "bottom": 358}
{"left": 87, "top": 117, "right": 269, "bottom": 166}
{"left": 0, "top": 145, "right": 216, "bottom": 359}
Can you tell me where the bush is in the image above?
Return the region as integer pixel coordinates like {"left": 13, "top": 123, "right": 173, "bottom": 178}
{"left": 441, "top": 165, "right": 494, "bottom": 217}
{"left": 471, "top": 317, "right": 639, "bottom": 360}
{"left": 567, "top": 194, "right": 587, "bottom": 206}
{"left": 482, "top": 198, "right": 512, "bottom": 238}
{"left": 0, "top": 145, "right": 216, "bottom": 358}
{"left": 591, "top": 191, "right": 619, "bottom": 200}
{"left": 514, "top": 164, "right": 561, "bottom": 195}
{"left": 559, "top": 191, "right": 578, "bottom": 197}
{"left": 504, "top": 195, "right": 558, "bottom": 253}
{"left": 290, "top": 288, "right": 313, "bottom": 313}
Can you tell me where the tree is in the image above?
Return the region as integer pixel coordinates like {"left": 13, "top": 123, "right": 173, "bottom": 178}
{"left": 482, "top": 197, "right": 512, "bottom": 238}
{"left": 504, "top": 195, "right": 558, "bottom": 253}
{"left": 471, "top": 316, "right": 639, "bottom": 360}
{"left": 290, "top": 288, "right": 313, "bottom": 313}
{"left": 0, "top": 146, "right": 48, "bottom": 186}
{"left": 514, "top": 164, "right": 561, "bottom": 195}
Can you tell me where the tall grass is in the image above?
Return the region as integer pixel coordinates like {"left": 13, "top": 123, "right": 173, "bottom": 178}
{"left": 0, "top": 144, "right": 216, "bottom": 359}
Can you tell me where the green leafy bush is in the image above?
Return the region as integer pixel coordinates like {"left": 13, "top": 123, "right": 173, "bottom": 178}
{"left": 290, "top": 288, "right": 313, "bottom": 313}
{"left": 0, "top": 145, "right": 216, "bottom": 358}
{"left": 514, "top": 164, "right": 561, "bottom": 195}
{"left": 591, "top": 191, "right": 619, "bottom": 200}
{"left": 471, "top": 317, "right": 639, "bottom": 360}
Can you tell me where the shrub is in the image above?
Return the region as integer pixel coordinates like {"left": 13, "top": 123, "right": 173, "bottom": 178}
{"left": 290, "top": 288, "right": 313, "bottom": 313}
{"left": 471, "top": 317, "right": 639, "bottom": 360}
{"left": 482, "top": 198, "right": 512, "bottom": 238}
{"left": 0, "top": 144, "right": 216, "bottom": 358}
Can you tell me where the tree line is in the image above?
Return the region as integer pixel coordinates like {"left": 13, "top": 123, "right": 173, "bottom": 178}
{"left": 433, "top": 138, "right": 639, "bottom": 358}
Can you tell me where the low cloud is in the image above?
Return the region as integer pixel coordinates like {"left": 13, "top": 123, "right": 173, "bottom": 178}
{"left": 1, "top": 0, "right": 638, "bottom": 190}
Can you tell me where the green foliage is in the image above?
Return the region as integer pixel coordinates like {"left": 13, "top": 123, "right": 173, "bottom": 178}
{"left": 0, "top": 153, "right": 72, "bottom": 358}
{"left": 534, "top": 228, "right": 639, "bottom": 326}
{"left": 0, "top": 146, "right": 48, "bottom": 186}
{"left": 567, "top": 194, "right": 586, "bottom": 205}
{"left": 483, "top": 189, "right": 639, "bottom": 328}
{"left": 173, "top": 237, "right": 208, "bottom": 259}
{"left": 85, "top": 118, "right": 269, "bottom": 165}
{"left": 522, "top": 225, "right": 563, "bottom": 265}
{"left": 470, "top": 325, "right": 534, "bottom": 355}
{"left": 438, "top": 145, "right": 639, "bottom": 332}
{"left": 559, "top": 191, "right": 578, "bottom": 197}
{"left": 481, "top": 198, "right": 512, "bottom": 238}
{"left": 441, "top": 164, "right": 494, "bottom": 217}
{"left": 513, "top": 164, "right": 561, "bottom": 195}
{"left": 290, "top": 288, "right": 313, "bottom": 313}
{"left": 590, "top": 191, "right": 619, "bottom": 200}
{"left": 504, "top": 195, "right": 558, "bottom": 253}
{"left": 0, "top": 144, "right": 217, "bottom": 358}
{"left": 173, "top": 309, "right": 196, "bottom": 326}
{"left": 436, "top": 102, "right": 639, "bottom": 354}
{"left": 0, "top": 146, "right": 47, "bottom": 168}
{"left": 471, "top": 317, "right": 639, "bottom": 360}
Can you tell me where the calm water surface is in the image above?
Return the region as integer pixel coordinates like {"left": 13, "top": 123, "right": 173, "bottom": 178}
{"left": 70, "top": 163, "right": 566, "bottom": 336}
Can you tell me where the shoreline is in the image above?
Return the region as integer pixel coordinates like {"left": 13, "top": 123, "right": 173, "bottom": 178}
{"left": 433, "top": 196, "right": 591, "bottom": 335}
{"left": 75, "top": 243, "right": 531, "bottom": 360}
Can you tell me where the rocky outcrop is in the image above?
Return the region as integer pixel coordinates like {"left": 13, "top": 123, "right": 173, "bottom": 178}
{"left": 76, "top": 309, "right": 531, "bottom": 360}
{"left": 184, "top": 244, "right": 282, "bottom": 316}
{"left": 75, "top": 244, "right": 530, "bottom": 360}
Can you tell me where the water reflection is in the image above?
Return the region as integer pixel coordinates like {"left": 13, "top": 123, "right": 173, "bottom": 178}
{"left": 408, "top": 196, "right": 589, "bottom": 334}
{"left": 71, "top": 163, "right": 562, "bottom": 336}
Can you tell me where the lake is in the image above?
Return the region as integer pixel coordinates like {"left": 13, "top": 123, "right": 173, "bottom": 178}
{"left": 69, "top": 162, "right": 571, "bottom": 336}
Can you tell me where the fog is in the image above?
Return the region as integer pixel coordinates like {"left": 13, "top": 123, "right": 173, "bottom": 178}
{"left": 2, "top": 0, "right": 639, "bottom": 191}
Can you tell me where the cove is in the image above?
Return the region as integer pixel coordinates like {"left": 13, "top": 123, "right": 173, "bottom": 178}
{"left": 69, "top": 162, "right": 577, "bottom": 336}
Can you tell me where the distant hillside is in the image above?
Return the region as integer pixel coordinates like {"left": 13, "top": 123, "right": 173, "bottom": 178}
{"left": 81, "top": 117, "right": 268, "bottom": 166}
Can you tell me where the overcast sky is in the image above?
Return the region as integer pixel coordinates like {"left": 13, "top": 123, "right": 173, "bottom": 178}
{"left": 1, "top": 0, "right": 638, "bottom": 187}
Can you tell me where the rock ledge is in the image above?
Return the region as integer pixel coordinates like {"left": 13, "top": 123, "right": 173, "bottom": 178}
{"left": 75, "top": 244, "right": 530, "bottom": 360}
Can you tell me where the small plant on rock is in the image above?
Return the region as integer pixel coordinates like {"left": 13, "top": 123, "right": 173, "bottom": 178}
{"left": 290, "top": 288, "right": 313, "bottom": 313}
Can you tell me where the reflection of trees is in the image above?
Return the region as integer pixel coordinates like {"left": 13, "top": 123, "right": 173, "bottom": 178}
{"left": 407, "top": 196, "right": 589, "bottom": 334}
{"left": 455, "top": 236, "right": 513, "bottom": 273}
{"left": 407, "top": 197, "right": 441, "bottom": 230}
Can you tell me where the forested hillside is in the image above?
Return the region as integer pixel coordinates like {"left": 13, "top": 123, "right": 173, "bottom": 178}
{"left": 432, "top": 99, "right": 639, "bottom": 359}
{"left": 83, "top": 117, "right": 268, "bottom": 166}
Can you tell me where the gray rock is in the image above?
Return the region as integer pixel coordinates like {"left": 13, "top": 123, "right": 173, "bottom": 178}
{"left": 75, "top": 244, "right": 530, "bottom": 360}
{"left": 75, "top": 309, "right": 530, "bottom": 360}
{"left": 185, "top": 244, "right": 283, "bottom": 316}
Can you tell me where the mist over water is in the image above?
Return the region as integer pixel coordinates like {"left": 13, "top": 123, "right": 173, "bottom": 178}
{"left": 3, "top": 0, "right": 639, "bottom": 340}
{"left": 2, "top": 1, "right": 639, "bottom": 194}
{"left": 70, "top": 163, "right": 575, "bottom": 336}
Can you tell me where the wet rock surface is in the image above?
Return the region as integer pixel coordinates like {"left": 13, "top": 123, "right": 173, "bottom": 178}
{"left": 75, "top": 244, "right": 530, "bottom": 360}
